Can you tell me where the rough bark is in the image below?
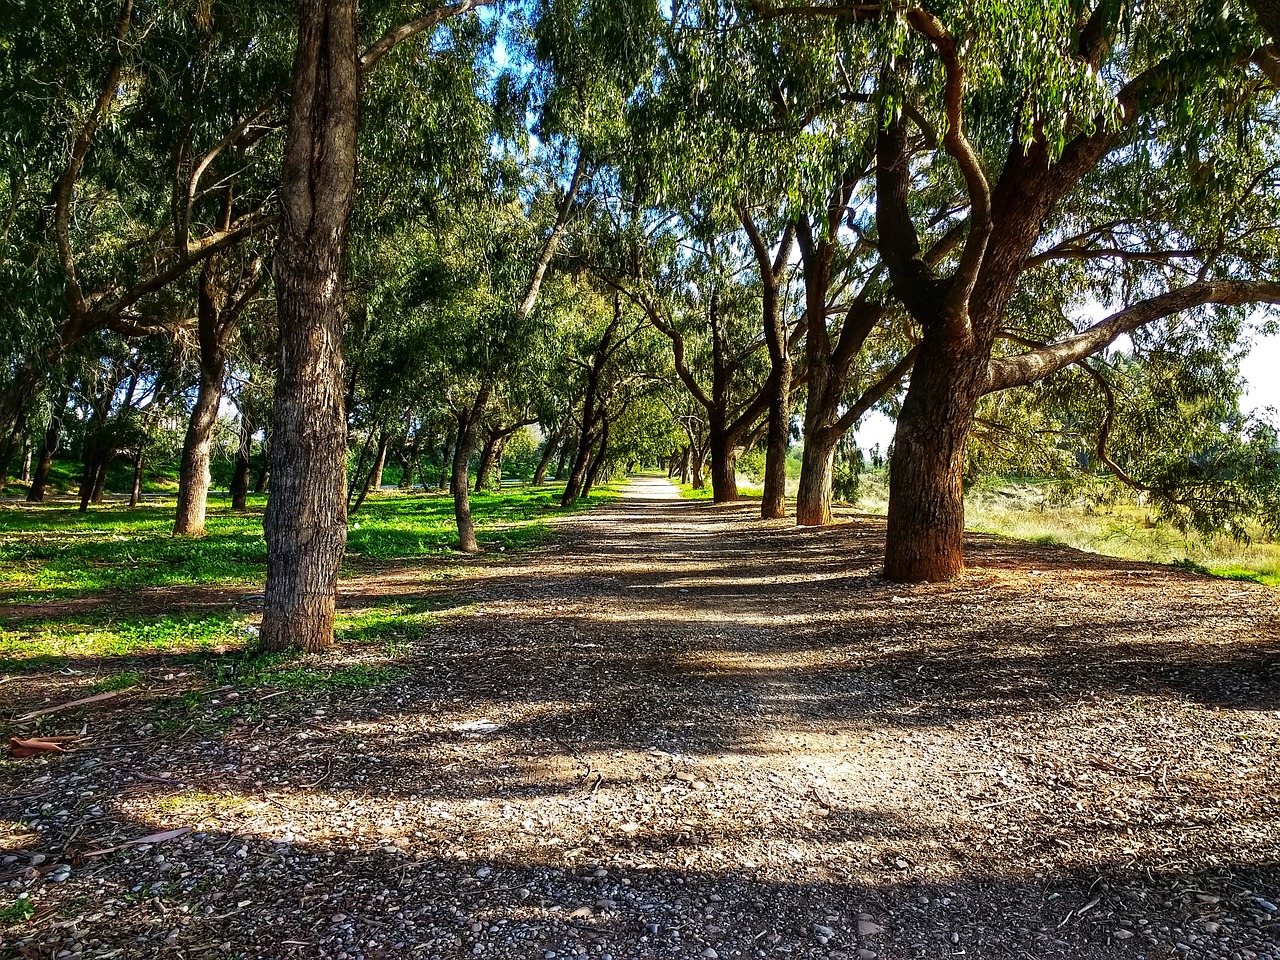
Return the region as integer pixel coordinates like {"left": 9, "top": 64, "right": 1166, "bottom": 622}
{"left": 796, "top": 433, "right": 837, "bottom": 526}
{"left": 708, "top": 425, "right": 738, "bottom": 502}
{"left": 260, "top": 0, "right": 359, "bottom": 654}
{"left": 883, "top": 340, "right": 987, "bottom": 582}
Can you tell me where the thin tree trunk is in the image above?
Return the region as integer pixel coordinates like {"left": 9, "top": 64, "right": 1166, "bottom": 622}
{"left": 173, "top": 355, "right": 225, "bottom": 535}
{"left": 230, "top": 417, "right": 252, "bottom": 511}
{"left": 28, "top": 398, "right": 64, "bottom": 502}
{"left": 554, "top": 438, "right": 572, "bottom": 481}
{"left": 399, "top": 428, "right": 422, "bottom": 489}
{"left": 439, "top": 428, "right": 454, "bottom": 490}
{"left": 581, "top": 417, "right": 610, "bottom": 498}
{"left": 19, "top": 435, "right": 31, "bottom": 483}
{"left": 532, "top": 431, "right": 558, "bottom": 486}
{"left": 475, "top": 429, "right": 500, "bottom": 494}
{"left": 691, "top": 445, "right": 705, "bottom": 489}
{"left": 452, "top": 386, "right": 491, "bottom": 553}
{"left": 129, "top": 446, "right": 144, "bottom": 508}
{"left": 260, "top": 0, "right": 359, "bottom": 654}
{"left": 368, "top": 430, "right": 388, "bottom": 492}
{"left": 351, "top": 430, "right": 388, "bottom": 514}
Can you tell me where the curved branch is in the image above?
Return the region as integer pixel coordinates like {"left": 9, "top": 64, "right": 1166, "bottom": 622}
{"left": 358, "top": 0, "right": 498, "bottom": 73}
{"left": 985, "top": 279, "right": 1280, "bottom": 393}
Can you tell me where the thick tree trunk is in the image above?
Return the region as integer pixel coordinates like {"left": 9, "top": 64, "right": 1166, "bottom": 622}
{"left": 28, "top": 400, "right": 64, "bottom": 503}
{"left": 260, "top": 0, "right": 359, "bottom": 654}
{"left": 174, "top": 356, "right": 225, "bottom": 536}
{"left": 452, "top": 387, "right": 491, "bottom": 553}
{"left": 532, "top": 432, "right": 558, "bottom": 486}
{"left": 795, "top": 432, "right": 837, "bottom": 526}
{"left": 708, "top": 426, "right": 738, "bottom": 502}
{"left": 129, "top": 446, "right": 144, "bottom": 508}
{"left": 883, "top": 341, "right": 987, "bottom": 582}
{"left": 230, "top": 417, "right": 252, "bottom": 511}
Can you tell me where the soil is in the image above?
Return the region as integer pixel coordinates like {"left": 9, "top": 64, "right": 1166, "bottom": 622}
{"left": 1, "top": 476, "right": 1278, "bottom": 960}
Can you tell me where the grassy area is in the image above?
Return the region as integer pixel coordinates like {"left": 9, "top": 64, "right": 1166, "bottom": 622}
{"left": 842, "top": 470, "right": 1280, "bottom": 587}
{"left": 0, "top": 481, "right": 622, "bottom": 685}
{"left": 0, "top": 482, "right": 620, "bottom": 603}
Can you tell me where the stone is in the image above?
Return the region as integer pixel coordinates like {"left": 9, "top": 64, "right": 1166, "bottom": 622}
{"left": 857, "top": 921, "right": 885, "bottom": 936}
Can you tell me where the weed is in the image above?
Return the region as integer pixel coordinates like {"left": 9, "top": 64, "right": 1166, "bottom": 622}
{"left": 0, "top": 897, "right": 35, "bottom": 925}
{"left": 90, "top": 669, "right": 143, "bottom": 692}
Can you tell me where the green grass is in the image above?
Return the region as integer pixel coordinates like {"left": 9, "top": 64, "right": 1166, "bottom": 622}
{"left": 0, "top": 897, "right": 35, "bottom": 925}
{"left": 0, "top": 482, "right": 622, "bottom": 604}
{"left": 957, "top": 480, "right": 1280, "bottom": 587}
{"left": 89, "top": 669, "right": 144, "bottom": 692}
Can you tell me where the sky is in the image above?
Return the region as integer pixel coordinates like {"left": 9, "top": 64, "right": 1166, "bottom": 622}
{"left": 852, "top": 332, "right": 1280, "bottom": 455}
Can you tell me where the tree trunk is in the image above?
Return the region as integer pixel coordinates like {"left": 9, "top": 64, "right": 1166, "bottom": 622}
{"left": 883, "top": 341, "right": 987, "bottom": 582}
{"left": 399, "top": 429, "right": 422, "bottom": 489}
{"left": 369, "top": 430, "right": 388, "bottom": 492}
{"left": 129, "top": 446, "right": 144, "bottom": 508}
{"left": 560, "top": 428, "right": 595, "bottom": 505}
{"left": 708, "top": 426, "right": 738, "bottom": 502}
{"left": 691, "top": 446, "right": 705, "bottom": 488}
{"left": 795, "top": 432, "right": 837, "bottom": 526}
{"left": 351, "top": 430, "right": 388, "bottom": 514}
{"left": 19, "top": 435, "right": 31, "bottom": 483}
{"left": 475, "top": 429, "right": 500, "bottom": 494}
{"left": 452, "top": 386, "right": 491, "bottom": 553}
{"left": 174, "top": 354, "right": 225, "bottom": 536}
{"left": 439, "top": 428, "right": 454, "bottom": 490}
{"left": 230, "top": 417, "right": 252, "bottom": 511}
{"left": 260, "top": 0, "right": 359, "bottom": 654}
{"left": 532, "top": 432, "right": 558, "bottom": 485}
{"left": 28, "top": 399, "right": 64, "bottom": 503}
{"left": 554, "top": 438, "right": 572, "bottom": 481}
{"left": 582, "top": 417, "right": 610, "bottom": 498}
{"left": 760, "top": 352, "right": 791, "bottom": 519}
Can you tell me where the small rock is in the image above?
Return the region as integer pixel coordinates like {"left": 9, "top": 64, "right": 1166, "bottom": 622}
{"left": 857, "top": 921, "right": 885, "bottom": 936}
{"left": 29, "top": 854, "right": 47, "bottom": 866}
{"left": 814, "top": 925, "right": 836, "bottom": 941}
{"left": 330, "top": 914, "right": 347, "bottom": 923}
{"left": 1252, "top": 898, "right": 1278, "bottom": 913}
{"left": 856, "top": 950, "right": 878, "bottom": 960}
{"left": 475, "top": 866, "right": 492, "bottom": 879}
{"left": 701, "top": 950, "right": 718, "bottom": 959}
{"left": 1114, "top": 930, "right": 1135, "bottom": 941}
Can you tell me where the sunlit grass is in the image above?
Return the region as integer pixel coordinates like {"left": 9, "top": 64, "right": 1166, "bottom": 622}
{"left": 0, "top": 481, "right": 623, "bottom": 603}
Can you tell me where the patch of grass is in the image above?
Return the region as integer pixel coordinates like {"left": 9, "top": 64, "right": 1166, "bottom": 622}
{"left": 0, "top": 614, "right": 247, "bottom": 673}
{"left": 963, "top": 481, "right": 1280, "bottom": 586}
{"left": 0, "top": 481, "right": 620, "bottom": 604}
{"left": 254, "top": 662, "right": 402, "bottom": 690}
{"left": 90, "top": 669, "right": 144, "bottom": 692}
{"left": 0, "top": 897, "right": 35, "bottom": 925}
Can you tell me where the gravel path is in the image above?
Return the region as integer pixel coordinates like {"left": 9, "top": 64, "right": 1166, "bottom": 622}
{"left": 2, "top": 476, "right": 1278, "bottom": 960}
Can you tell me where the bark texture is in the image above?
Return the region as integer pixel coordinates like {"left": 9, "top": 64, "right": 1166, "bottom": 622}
{"left": 260, "top": 0, "right": 359, "bottom": 654}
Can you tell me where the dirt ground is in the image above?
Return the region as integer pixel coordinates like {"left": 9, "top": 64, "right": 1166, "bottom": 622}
{"left": 2, "top": 476, "right": 1278, "bottom": 960}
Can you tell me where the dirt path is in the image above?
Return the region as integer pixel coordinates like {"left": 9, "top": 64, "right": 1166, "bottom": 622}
{"left": 2, "top": 477, "right": 1279, "bottom": 960}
